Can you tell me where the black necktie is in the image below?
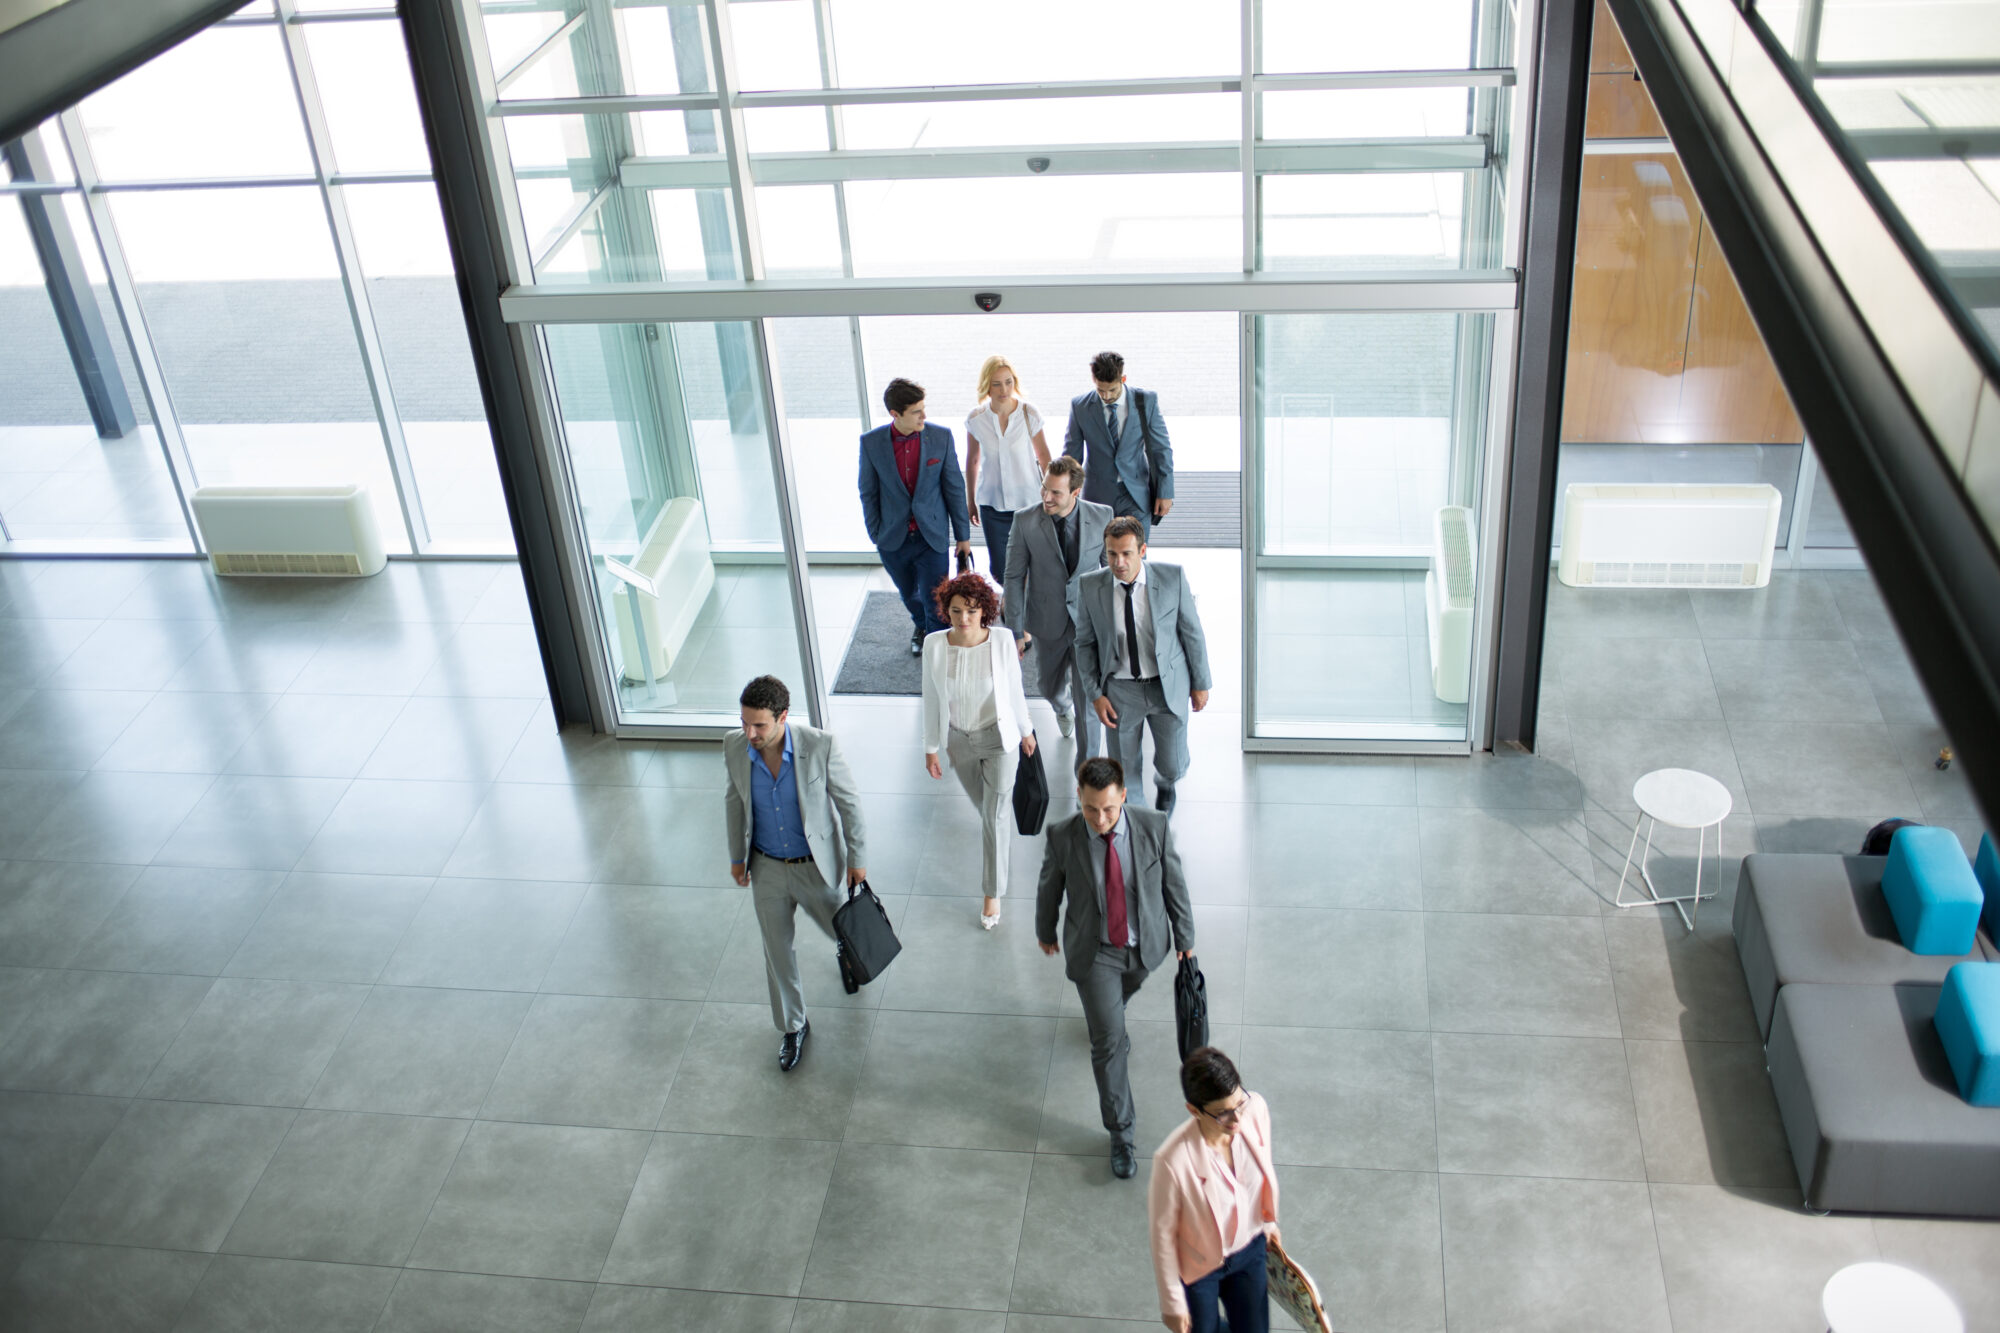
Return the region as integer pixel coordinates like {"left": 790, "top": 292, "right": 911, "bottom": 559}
{"left": 1061, "top": 508, "right": 1078, "bottom": 574}
{"left": 1122, "top": 581, "right": 1139, "bottom": 678}
{"left": 1105, "top": 400, "right": 1118, "bottom": 447}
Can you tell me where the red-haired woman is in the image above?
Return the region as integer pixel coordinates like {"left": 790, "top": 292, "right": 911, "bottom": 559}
{"left": 921, "top": 571, "right": 1037, "bottom": 929}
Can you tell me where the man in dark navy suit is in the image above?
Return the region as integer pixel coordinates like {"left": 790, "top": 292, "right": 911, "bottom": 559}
{"left": 1063, "top": 351, "right": 1174, "bottom": 544}
{"left": 859, "top": 378, "right": 973, "bottom": 655}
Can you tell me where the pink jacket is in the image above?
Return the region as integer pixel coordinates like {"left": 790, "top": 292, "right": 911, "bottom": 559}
{"left": 1146, "top": 1091, "right": 1280, "bottom": 1319}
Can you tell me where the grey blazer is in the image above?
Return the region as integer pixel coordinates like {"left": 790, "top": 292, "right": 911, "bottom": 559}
{"left": 1035, "top": 806, "right": 1194, "bottom": 983}
{"left": 723, "top": 722, "right": 867, "bottom": 891}
{"left": 1073, "top": 560, "right": 1213, "bottom": 722}
{"left": 1000, "top": 498, "right": 1112, "bottom": 645}
{"left": 1062, "top": 386, "right": 1173, "bottom": 510}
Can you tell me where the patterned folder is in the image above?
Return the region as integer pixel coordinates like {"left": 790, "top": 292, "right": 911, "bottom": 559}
{"left": 1266, "top": 1234, "right": 1333, "bottom": 1333}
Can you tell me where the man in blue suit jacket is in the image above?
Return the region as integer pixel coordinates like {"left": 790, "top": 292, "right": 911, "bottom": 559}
{"left": 859, "top": 378, "right": 973, "bottom": 655}
{"left": 1063, "top": 350, "right": 1173, "bottom": 543}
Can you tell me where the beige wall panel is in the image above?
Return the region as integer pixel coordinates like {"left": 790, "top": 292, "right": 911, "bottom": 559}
{"left": 1681, "top": 224, "right": 1807, "bottom": 443}
{"left": 1561, "top": 152, "right": 1701, "bottom": 442}
{"left": 1591, "top": 0, "right": 1637, "bottom": 73}
{"left": 1586, "top": 72, "right": 1667, "bottom": 139}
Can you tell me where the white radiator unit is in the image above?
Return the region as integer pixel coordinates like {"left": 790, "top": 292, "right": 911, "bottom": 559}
{"left": 608, "top": 496, "right": 716, "bottom": 687}
{"left": 191, "top": 485, "right": 387, "bottom": 577}
{"left": 1558, "top": 483, "right": 1781, "bottom": 589}
{"left": 1425, "top": 505, "right": 1475, "bottom": 705}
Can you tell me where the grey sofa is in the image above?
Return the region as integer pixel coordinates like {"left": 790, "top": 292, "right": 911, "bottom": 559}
{"left": 1734, "top": 853, "right": 1999, "bottom": 1217}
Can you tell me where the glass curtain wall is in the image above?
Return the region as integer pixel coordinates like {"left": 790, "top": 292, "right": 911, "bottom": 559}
{"left": 0, "top": 0, "right": 511, "bottom": 555}
{"left": 466, "top": 0, "right": 1527, "bottom": 741}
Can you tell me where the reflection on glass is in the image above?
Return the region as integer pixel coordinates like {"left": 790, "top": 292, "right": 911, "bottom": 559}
{"left": 80, "top": 25, "right": 312, "bottom": 181}
{"left": 1262, "top": 0, "right": 1503, "bottom": 75}
{"left": 1263, "top": 173, "right": 1480, "bottom": 270}
{"left": 110, "top": 187, "right": 411, "bottom": 553}
{"left": 837, "top": 95, "right": 1238, "bottom": 149}
{"left": 305, "top": 20, "right": 433, "bottom": 175}
{"left": 345, "top": 183, "right": 512, "bottom": 553}
{"left": 756, "top": 185, "right": 844, "bottom": 276}
{"left": 826, "top": 0, "right": 1236, "bottom": 86}
{"left": 542, "top": 321, "right": 809, "bottom": 721}
{"left": 769, "top": 317, "right": 866, "bottom": 553}
{"left": 485, "top": 1, "right": 714, "bottom": 100}
{"left": 1252, "top": 313, "right": 1490, "bottom": 741}
{"left": 0, "top": 192, "right": 185, "bottom": 546}
{"left": 727, "top": 0, "right": 824, "bottom": 92}
{"left": 847, "top": 173, "right": 1240, "bottom": 276}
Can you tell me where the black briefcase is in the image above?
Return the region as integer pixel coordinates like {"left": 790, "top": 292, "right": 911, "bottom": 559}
{"left": 1174, "top": 955, "right": 1209, "bottom": 1061}
{"left": 833, "top": 879, "right": 901, "bottom": 994}
{"left": 1012, "top": 733, "right": 1049, "bottom": 836}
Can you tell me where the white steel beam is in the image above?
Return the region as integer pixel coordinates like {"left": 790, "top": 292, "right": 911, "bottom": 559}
{"left": 700, "top": 0, "right": 763, "bottom": 280}
{"left": 493, "top": 10, "right": 586, "bottom": 96}
{"left": 493, "top": 92, "right": 717, "bottom": 116}
{"left": 499, "top": 271, "right": 1520, "bottom": 323}
{"left": 617, "top": 136, "right": 1488, "bottom": 190}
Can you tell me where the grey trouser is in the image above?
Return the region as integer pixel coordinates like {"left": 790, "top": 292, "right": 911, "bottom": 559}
{"left": 1075, "top": 943, "right": 1151, "bottom": 1146}
{"left": 1035, "top": 629, "right": 1103, "bottom": 757}
{"left": 946, "top": 723, "right": 1020, "bottom": 900}
{"left": 1104, "top": 674, "right": 1188, "bottom": 794}
{"left": 750, "top": 851, "right": 841, "bottom": 1035}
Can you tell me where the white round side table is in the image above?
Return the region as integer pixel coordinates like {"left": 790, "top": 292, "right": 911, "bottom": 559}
{"left": 1822, "top": 1261, "right": 1963, "bottom": 1333}
{"left": 1615, "top": 768, "right": 1732, "bottom": 930}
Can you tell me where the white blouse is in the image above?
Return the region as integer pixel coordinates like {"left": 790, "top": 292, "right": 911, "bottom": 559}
{"left": 964, "top": 400, "right": 1046, "bottom": 512}
{"left": 922, "top": 625, "right": 1031, "bottom": 754}
{"left": 946, "top": 639, "right": 999, "bottom": 732}
{"left": 1208, "top": 1132, "right": 1270, "bottom": 1258}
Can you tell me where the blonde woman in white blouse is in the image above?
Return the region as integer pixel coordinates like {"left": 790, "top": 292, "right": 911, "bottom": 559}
{"left": 964, "top": 354, "right": 1052, "bottom": 589}
{"left": 922, "top": 570, "right": 1037, "bottom": 929}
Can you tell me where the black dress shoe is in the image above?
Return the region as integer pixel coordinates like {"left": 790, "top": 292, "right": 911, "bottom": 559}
{"left": 779, "top": 1018, "right": 810, "bottom": 1072}
{"left": 1110, "top": 1140, "right": 1137, "bottom": 1179}
{"left": 1153, "top": 785, "right": 1177, "bottom": 817}
{"left": 909, "top": 630, "right": 924, "bottom": 656}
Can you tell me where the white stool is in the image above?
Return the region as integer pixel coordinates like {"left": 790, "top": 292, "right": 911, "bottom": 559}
{"left": 1822, "top": 1261, "right": 1963, "bottom": 1333}
{"left": 1615, "top": 768, "right": 1732, "bottom": 930}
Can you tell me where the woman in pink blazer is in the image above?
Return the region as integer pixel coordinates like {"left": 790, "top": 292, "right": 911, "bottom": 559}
{"left": 1147, "top": 1047, "right": 1280, "bottom": 1333}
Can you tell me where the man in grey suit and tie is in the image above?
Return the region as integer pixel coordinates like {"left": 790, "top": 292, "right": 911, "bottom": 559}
{"left": 1074, "top": 516, "right": 1212, "bottom": 817}
{"left": 1063, "top": 350, "right": 1173, "bottom": 543}
{"left": 724, "top": 675, "right": 867, "bottom": 1072}
{"left": 1002, "top": 456, "right": 1111, "bottom": 753}
{"left": 1037, "top": 755, "right": 1195, "bottom": 1179}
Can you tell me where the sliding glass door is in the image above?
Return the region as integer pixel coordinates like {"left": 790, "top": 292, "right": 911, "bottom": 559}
{"left": 1246, "top": 311, "right": 1505, "bottom": 746}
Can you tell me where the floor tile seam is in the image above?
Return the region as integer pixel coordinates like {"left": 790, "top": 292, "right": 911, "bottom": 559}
{"left": 476, "top": 900, "right": 595, "bottom": 1125}
{"left": 293, "top": 888, "right": 442, "bottom": 1110}
{"left": 161, "top": 1101, "right": 304, "bottom": 1274}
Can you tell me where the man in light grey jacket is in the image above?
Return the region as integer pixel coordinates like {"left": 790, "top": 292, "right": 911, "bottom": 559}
{"left": 1003, "top": 456, "right": 1111, "bottom": 754}
{"left": 724, "top": 675, "right": 867, "bottom": 1071}
{"left": 1037, "top": 755, "right": 1195, "bottom": 1179}
{"left": 1074, "top": 516, "right": 1212, "bottom": 817}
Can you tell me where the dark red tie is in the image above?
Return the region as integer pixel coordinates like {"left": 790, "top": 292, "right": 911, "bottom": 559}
{"left": 1104, "top": 831, "right": 1127, "bottom": 946}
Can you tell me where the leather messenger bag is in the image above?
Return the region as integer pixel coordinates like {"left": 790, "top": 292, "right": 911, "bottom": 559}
{"left": 833, "top": 879, "right": 901, "bottom": 994}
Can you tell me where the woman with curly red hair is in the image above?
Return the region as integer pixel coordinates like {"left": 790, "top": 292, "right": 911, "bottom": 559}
{"left": 920, "top": 571, "right": 1037, "bottom": 929}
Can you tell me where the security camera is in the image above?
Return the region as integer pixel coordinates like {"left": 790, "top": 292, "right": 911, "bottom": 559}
{"left": 974, "top": 292, "right": 1002, "bottom": 312}
{"left": 1027, "top": 157, "right": 1050, "bottom": 173}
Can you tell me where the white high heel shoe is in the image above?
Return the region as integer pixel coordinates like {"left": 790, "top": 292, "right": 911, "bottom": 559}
{"left": 980, "top": 898, "right": 1001, "bottom": 930}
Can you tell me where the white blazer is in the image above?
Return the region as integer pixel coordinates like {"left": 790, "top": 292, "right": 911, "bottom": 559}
{"left": 921, "top": 625, "right": 1032, "bottom": 754}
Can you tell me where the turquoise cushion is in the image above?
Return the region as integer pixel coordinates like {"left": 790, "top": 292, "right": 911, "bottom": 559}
{"left": 1935, "top": 962, "right": 2000, "bottom": 1106}
{"left": 1977, "top": 833, "right": 1999, "bottom": 942}
{"left": 1880, "top": 826, "right": 1981, "bottom": 955}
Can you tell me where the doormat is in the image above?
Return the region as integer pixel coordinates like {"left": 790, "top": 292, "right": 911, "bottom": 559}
{"left": 832, "top": 590, "right": 1049, "bottom": 697}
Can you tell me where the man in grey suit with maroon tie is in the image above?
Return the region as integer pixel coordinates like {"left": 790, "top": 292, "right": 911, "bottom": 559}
{"left": 1037, "top": 755, "right": 1195, "bottom": 1180}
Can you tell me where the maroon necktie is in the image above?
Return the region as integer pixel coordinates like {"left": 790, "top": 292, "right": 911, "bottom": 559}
{"left": 1104, "top": 830, "right": 1127, "bottom": 946}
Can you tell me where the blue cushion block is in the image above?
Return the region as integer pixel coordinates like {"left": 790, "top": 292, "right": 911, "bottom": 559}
{"left": 1935, "top": 962, "right": 2000, "bottom": 1106}
{"left": 1881, "top": 826, "right": 1982, "bottom": 955}
{"left": 1976, "top": 833, "right": 1999, "bottom": 942}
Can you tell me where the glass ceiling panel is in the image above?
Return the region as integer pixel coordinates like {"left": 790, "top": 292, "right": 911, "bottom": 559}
{"left": 1262, "top": 0, "right": 1500, "bottom": 75}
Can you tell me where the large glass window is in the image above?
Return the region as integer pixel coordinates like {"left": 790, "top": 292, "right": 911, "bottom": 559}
{"left": 1, "top": 2, "right": 513, "bottom": 557}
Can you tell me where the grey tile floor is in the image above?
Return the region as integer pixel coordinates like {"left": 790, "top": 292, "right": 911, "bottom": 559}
{"left": 0, "top": 557, "right": 1995, "bottom": 1333}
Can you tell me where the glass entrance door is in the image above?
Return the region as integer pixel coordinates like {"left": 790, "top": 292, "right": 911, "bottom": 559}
{"left": 538, "top": 318, "right": 820, "bottom": 727}
{"left": 1246, "top": 311, "right": 1501, "bottom": 745}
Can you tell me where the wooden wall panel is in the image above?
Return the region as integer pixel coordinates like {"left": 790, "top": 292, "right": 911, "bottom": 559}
{"left": 1681, "top": 225, "right": 1807, "bottom": 443}
{"left": 1561, "top": 152, "right": 1701, "bottom": 443}
{"left": 1586, "top": 72, "right": 1666, "bottom": 138}
{"left": 1591, "top": 0, "right": 1636, "bottom": 73}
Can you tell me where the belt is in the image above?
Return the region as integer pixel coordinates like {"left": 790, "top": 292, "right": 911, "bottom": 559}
{"left": 1115, "top": 674, "right": 1160, "bottom": 684}
{"left": 754, "top": 851, "right": 815, "bottom": 865}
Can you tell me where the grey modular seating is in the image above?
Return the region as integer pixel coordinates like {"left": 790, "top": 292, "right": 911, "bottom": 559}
{"left": 1734, "top": 852, "right": 2000, "bottom": 1218}
{"left": 1732, "top": 853, "right": 1991, "bottom": 1041}
{"left": 1767, "top": 983, "right": 2000, "bottom": 1217}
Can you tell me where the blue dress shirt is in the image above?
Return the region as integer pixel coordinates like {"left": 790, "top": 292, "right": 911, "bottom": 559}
{"left": 748, "top": 727, "right": 812, "bottom": 861}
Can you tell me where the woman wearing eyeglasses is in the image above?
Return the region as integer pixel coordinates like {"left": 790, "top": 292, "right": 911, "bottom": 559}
{"left": 1147, "top": 1046, "right": 1280, "bottom": 1333}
